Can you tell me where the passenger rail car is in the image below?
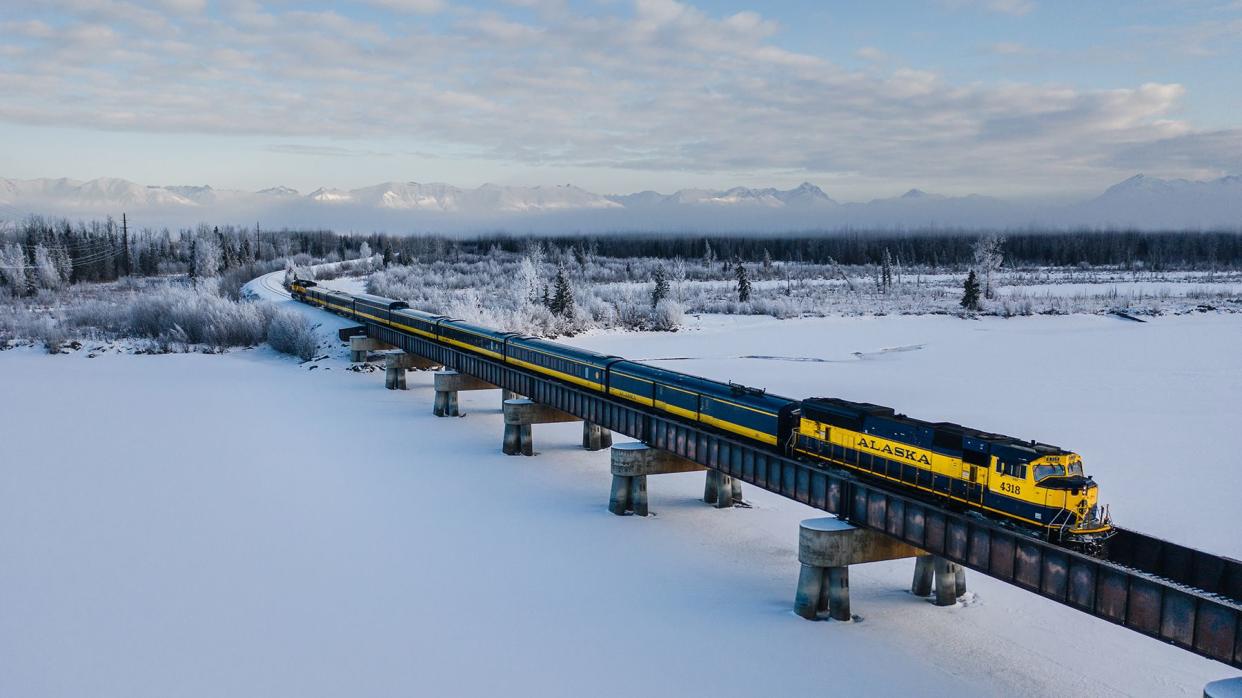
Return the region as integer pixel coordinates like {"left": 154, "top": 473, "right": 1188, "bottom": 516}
{"left": 289, "top": 280, "right": 1113, "bottom": 551}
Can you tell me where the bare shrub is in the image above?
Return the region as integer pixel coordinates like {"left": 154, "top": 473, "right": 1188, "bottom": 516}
{"left": 267, "top": 308, "right": 318, "bottom": 361}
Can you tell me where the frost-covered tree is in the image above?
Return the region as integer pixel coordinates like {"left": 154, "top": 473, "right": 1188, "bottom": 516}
{"left": 33, "top": 243, "right": 61, "bottom": 289}
{"left": 193, "top": 235, "right": 221, "bottom": 280}
{"left": 762, "top": 248, "right": 773, "bottom": 270}
{"left": 881, "top": 248, "right": 893, "bottom": 293}
{"left": 961, "top": 270, "right": 981, "bottom": 311}
{"left": 973, "top": 234, "right": 1005, "bottom": 299}
{"left": 670, "top": 257, "right": 687, "bottom": 303}
{"left": 702, "top": 240, "right": 715, "bottom": 267}
{"left": 651, "top": 264, "right": 669, "bottom": 308}
{"left": 359, "top": 241, "right": 372, "bottom": 262}
{"left": 517, "top": 256, "right": 541, "bottom": 304}
{"left": 735, "top": 262, "right": 751, "bottom": 302}
{"left": 0, "top": 242, "right": 27, "bottom": 295}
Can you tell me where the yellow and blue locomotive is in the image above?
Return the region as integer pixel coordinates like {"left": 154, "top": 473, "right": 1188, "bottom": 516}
{"left": 792, "top": 398, "right": 1112, "bottom": 550}
{"left": 291, "top": 281, "right": 1113, "bottom": 551}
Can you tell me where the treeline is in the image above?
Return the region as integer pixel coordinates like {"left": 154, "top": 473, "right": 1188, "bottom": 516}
{"left": 5, "top": 215, "right": 1241, "bottom": 299}
{"left": 0, "top": 216, "right": 376, "bottom": 296}
{"left": 464, "top": 231, "right": 1242, "bottom": 270}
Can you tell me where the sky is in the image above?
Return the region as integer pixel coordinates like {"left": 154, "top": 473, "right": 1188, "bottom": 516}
{"left": 1, "top": 0, "right": 1241, "bottom": 202}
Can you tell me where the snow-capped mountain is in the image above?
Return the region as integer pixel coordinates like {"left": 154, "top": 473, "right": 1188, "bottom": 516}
{"left": 1067, "top": 174, "right": 1242, "bottom": 228}
{"left": 608, "top": 182, "right": 836, "bottom": 209}
{"left": 0, "top": 174, "right": 1237, "bottom": 232}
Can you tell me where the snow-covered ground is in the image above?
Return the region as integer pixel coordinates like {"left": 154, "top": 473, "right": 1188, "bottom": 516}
{"left": 2, "top": 274, "right": 1238, "bottom": 696}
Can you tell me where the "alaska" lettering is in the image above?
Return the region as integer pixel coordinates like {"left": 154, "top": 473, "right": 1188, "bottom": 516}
{"left": 856, "top": 436, "right": 932, "bottom": 465}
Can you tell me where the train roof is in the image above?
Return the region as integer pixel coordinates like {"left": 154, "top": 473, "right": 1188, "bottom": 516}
{"left": 617, "top": 360, "right": 798, "bottom": 411}
{"left": 392, "top": 307, "right": 446, "bottom": 322}
{"left": 508, "top": 335, "right": 621, "bottom": 365}
{"left": 804, "top": 396, "right": 1071, "bottom": 457}
{"left": 352, "top": 293, "right": 409, "bottom": 310}
{"left": 439, "top": 317, "right": 516, "bottom": 340}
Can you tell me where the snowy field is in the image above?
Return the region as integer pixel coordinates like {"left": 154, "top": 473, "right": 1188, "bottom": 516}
{"left": 2, "top": 281, "right": 1239, "bottom": 696}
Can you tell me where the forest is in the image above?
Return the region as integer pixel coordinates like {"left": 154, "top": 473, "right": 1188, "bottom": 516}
{"left": 1, "top": 216, "right": 1239, "bottom": 352}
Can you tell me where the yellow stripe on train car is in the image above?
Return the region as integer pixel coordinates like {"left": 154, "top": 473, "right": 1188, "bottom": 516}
{"left": 506, "top": 356, "right": 604, "bottom": 391}
{"left": 390, "top": 321, "right": 436, "bottom": 340}
{"left": 700, "top": 413, "right": 778, "bottom": 445}
{"left": 440, "top": 336, "right": 504, "bottom": 361}
{"left": 654, "top": 400, "right": 698, "bottom": 421}
{"left": 608, "top": 386, "right": 654, "bottom": 406}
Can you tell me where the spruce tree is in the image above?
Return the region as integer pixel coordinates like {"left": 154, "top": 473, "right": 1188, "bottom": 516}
{"left": 551, "top": 263, "right": 574, "bottom": 317}
{"left": 651, "top": 265, "right": 669, "bottom": 308}
{"left": 735, "top": 262, "right": 751, "bottom": 302}
{"left": 961, "top": 270, "right": 981, "bottom": 311}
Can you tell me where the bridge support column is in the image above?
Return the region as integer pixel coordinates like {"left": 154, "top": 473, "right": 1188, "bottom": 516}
{"left": 384, "top": 352, "right": 436, "bottom": 390}
{"left": 794, "top": 518, "right": 925, "bottom": 622}
{"left": 911, "top": 554, "right": 935, "bottom": 596}
{"left": 501, "top": 398, "right": 581, "bottom": 456}
{"left": 608, "top": 442, "right": 706, "bottom": 516}
{"left": 913, "top": 557, "right": 968, "bottom": 606}
{"left": 349, "top": 335, "right": 391, "bottom": 363}
{"left": 704, "top": 470, "right": 743, "bottom": 508}
{"left": 582, "top": 422, "right": 613, "bottom": 451}
{"left": 433, "top": 370, "right": 499, "bottom": 417}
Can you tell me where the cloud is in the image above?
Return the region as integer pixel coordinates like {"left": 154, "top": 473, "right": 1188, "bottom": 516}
{"left": 944, "top": 0, "right": 1036, "bottom": 16}
{"left": 361, "top": 0, "right": 446, "bottom": 13}
{"left": 985, "top": 41, "right": 1032, "bottom": 55}
{"left": 1108, "top": 129, "right": 1242, "bottom": 175}
{"left": 0, "top": 0, "right": 1227, "bottom": 195}
{"left": 855, "top": 46, "right": 887, "bottom": 62}
{"left": 265, "top": 144, "right": 392, "bottom": 157}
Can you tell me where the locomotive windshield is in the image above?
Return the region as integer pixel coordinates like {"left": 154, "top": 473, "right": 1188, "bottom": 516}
{"left": 1034, "top": 464, "right": 1065, "bottom": 480}
{"left": 1034, "top": 460, "right": 1085, "bottom": 481}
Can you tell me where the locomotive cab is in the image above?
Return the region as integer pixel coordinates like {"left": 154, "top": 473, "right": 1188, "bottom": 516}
{"left": 997, "top": 447, "right": 1113, "bottom": 549}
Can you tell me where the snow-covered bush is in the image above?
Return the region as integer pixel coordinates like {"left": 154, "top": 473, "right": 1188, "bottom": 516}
{"left": 126, "top": 285, "right": 273, "bottom": 349}
{"left": 652, "top": 299, "right": 684, "bottom": 331}
{"left": 267, "top": 308, "right": 317, "bottom": 361}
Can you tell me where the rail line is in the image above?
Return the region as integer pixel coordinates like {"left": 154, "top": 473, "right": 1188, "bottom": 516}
{"left": 337, "top": 309, "right": 1242, "bottom": 669}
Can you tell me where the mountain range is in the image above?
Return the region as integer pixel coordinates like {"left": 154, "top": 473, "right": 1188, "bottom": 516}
{"left": 0, "top": 174, "right": 1238, "bottom": 232}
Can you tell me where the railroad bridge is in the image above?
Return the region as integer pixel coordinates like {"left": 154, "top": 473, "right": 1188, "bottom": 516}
{"left": 339, "top": 309, "right": 1242, "bottom": 676}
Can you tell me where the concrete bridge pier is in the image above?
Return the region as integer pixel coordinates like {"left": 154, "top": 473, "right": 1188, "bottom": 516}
{"left": 501, "top": 398, "right": 581, "bottom": 456}
{"left": 704, "top": 470, "right": 743, "bottom": 508}
{"left": 607, "top": 442, "right": 706, "bottom": 516}
{"left": 911, "top": 554, "right": 967, "bottom": 605}
{"left": 384, "top": 352, "right": 437, "bottom": 390}
{"left": 433, "top": 370, "right": 499, "bottom": 417}
{"left": 582, "top": 422, "right": 613, "bottom": 451}
{"left": 794, "top": 518, "right": 926, "bottom": 622}
{"left": 349, "top": 336, "right": 392, "bottom": 363}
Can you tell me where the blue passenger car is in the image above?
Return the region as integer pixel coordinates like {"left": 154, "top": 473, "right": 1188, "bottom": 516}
{"left": 436, "top": 319, "right": 512, "bottom": 360}
{"left": 390, "top": 308, "right": 444, "bottom": 340}
{"left": 351, "top": 293, "right": 409, "bottom": 325}
{"left": 505, "top": 336, "right": 619, "bottom": 390}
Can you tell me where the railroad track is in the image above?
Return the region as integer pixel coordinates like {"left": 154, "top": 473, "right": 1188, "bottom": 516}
{"left": 295, "top": 292, "right": 1242, "bottom": 670}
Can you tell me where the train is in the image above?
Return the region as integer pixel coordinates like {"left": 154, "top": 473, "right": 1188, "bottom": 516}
{"left": 291, "top": 278, "right": 1115, "bottom": 551}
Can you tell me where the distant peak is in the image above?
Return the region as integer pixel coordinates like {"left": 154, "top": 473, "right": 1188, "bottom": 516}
{"left": 901, "top": 188, "right": 927, "bottom": 198}
{"left": 258, "top": 186, "right": 299, "bottom": 196}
